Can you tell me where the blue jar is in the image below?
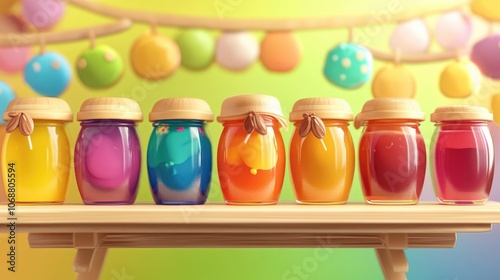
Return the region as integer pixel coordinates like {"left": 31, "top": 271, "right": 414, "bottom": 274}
{"left": 147, "top": 98, "right": 213, "bottom": 205}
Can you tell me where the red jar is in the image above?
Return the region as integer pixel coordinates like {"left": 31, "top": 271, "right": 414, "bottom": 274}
{"left": 355, "top": 98, "right": 426, "bottom": 204}
{"left": 430, "top": 105, "right": 494, "bottom": 204}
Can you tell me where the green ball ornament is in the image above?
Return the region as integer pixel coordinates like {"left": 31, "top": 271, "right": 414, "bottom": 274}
{"left": 176, "top": 29, "right": 215, "bottom": 70}
{"left": 76, "top": 45, "right": 124, "bottom": 88}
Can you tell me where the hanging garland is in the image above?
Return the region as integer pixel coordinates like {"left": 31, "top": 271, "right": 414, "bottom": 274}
{"left": 0, "top": 0, "right": 496, "bottom": 105}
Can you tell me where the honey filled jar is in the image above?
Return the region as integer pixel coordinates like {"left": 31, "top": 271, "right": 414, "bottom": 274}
{"left": 289, "top": 97, "right": 355, "bottom": 204}
{"left": 2, "top": 97, "right": 73, "bottom": 203}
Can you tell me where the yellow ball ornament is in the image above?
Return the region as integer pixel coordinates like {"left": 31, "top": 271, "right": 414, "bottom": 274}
{"left": 0, "top": 0, "right": 16, "bottom": 13}
{"left": 130, "top": 33, "right": 180, "bottom": 80}
{"left": 439, "top": 59, "right": 481, "bottom": 98}
{"left": 490, "top": 94, "right": 500, "bottom": 125}
{"left": 372, "top": 64, "right": 416, "bottom": 98}
{"left": 471, "top": 0, "right": 500, "bottom": 21}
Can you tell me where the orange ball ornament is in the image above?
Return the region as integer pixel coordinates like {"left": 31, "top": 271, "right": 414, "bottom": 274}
{"left": 130, "top": 33, "right": 180, "bottom": 80}
{"left": 260, "top": 31, "right": 302, "bottom": 72}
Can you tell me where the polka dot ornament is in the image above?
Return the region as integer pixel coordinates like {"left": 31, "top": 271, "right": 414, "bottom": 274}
{"left": 0, "top": 81, "right": 16, "bottom": 125}
{"left": 76, "top": 45, "right": 124, "bottom": 88}
{"left": 323, "top": 43, "right": 373, "bottom": 89}
{"left": 24, "top": 52, "right": 72, "bottom": 97}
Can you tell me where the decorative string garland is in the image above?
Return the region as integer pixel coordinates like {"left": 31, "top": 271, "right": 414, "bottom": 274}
{"left": 0, "top": 0, "right": 499, "bottom": 113}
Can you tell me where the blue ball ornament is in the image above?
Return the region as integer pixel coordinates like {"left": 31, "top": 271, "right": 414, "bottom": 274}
{"left": 324, "top": 43, "right": 373, "bottom": 89}
{"left": 0, "top": 81, "right": 15, "bottom": 125}
{"left": 24, "top": 52, "right": 72, "bottom": 97}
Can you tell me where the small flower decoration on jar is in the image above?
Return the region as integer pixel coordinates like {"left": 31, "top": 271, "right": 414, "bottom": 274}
{"left": 156, "top": 125, "right": 169, "bottom": 135}
{"left": 177, "top": 126, "right": 185, "bottom": 132}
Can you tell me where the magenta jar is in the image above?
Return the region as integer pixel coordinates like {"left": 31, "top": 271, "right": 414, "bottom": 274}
{"left": 74, "top": 97, "right": 143, "bottom": 204}
{"left": 430, "top": 105, "right": 494, "bottom": 204}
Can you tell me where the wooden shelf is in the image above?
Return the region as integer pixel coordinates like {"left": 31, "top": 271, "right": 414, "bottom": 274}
{"left": 1, "top": 202, "right": 499, "bottom": 280}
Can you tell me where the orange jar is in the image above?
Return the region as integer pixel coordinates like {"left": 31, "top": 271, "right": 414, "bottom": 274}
{"left": 217, "top": 94, "right": 287, "bottom": 205}
{"left": 289, "top": 98, "right": 355, "bottom": 204}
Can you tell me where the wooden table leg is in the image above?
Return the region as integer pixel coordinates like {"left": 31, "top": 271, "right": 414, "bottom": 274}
{"left": 75, "top": 248, "right": 107, "bottom": 280}
{"left": 376, "top": 248, "right": 408, "bottom": 280}
{"left": 376, "top": 234, "right": 408, "bottom": 280}
{"left": 73, "top": 233, "right": 108, "bottom": 280}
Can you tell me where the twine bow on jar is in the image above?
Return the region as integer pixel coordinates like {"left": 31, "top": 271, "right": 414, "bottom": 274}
{"left": 299, "top": 113, "right": 327, "bottom": 150}
{"left": 6, "top": 112, "right": 34, "bottom": 136}
{"left": 243, "top": 111, "right": 267, "bottom": 143}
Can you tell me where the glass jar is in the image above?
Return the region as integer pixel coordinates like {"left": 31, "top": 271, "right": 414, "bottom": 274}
{"left": 2, "top": 97, "right": 73, "bottom": 203}
{"left": 289, "top": 98, "right": 355, "bottom": 204}
{"left": 147, "top": 98, "right": 213, "bottom": 205}
{"left": 74, "top": 97, "right": 143, "bottom": 205}
{"left": 430, "top": 105, "right": 494, "bottom": 204}
{"left": 355, "top": 98, "right": 426, "bottom": 204}
{"left": 217, "top": 94, "right": 287, "bottom": 205}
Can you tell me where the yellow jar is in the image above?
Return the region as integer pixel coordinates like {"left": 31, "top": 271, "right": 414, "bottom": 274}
{"left": 2, "top": 97, "right": 73, "bottom": 203}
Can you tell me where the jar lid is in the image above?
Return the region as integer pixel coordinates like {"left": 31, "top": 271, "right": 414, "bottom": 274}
{"left": 217, "top": 94, "right": 287, "bottom": 127}
{"left": 149, "top": 98, "right": 213, "bottom": 122}
{"left": 3, "top": 97, "right": 72, "bottom": 122}
{"left": 431, "top": 105, "right": 492, "bottom": 122}
{"left": 77, "top": 97, "right": 143, "bottom": 122}
{"left": 354, "top": 98, "right": 425, "bottom": 128}
{"left": 289, "top": 97, "right": 354, "bottom": 121}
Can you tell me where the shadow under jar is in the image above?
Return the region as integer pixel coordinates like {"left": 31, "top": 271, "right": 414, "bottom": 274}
{"left": 74, "top": 97, "right": 143, "bottom": 205}
{"left": 430, "top": 105, "right": 494, "bottom": 205}
{"left": 355, "top": 98, "right": 426, "bottom": 205}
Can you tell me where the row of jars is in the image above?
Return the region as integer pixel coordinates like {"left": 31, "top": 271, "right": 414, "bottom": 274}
{"left": 1, "top": 95, "right": 494, "bottom": 205}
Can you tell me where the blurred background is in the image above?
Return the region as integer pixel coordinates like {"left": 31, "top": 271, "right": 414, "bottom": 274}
{"left": 1, "top": 0, "right": 500, "bottom": 279}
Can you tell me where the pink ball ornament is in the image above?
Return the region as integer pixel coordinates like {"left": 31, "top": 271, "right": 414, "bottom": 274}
{"left": 435, "top": 11, "right": 473, "bottom": 50}
{"left": 390, "top": 19, "right": 430, "bottom": 53}
{"left": 0, "top": 47, "right": 32, "bottom": 73}
{"left": 22, "top": 0, "right": 65, "bottom": 30}
{"left": 471, "top": 35, "right": 500, "bottom": 79}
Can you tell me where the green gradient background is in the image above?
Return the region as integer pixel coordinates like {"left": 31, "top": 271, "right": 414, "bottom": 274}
{"left": 0, "top": 0, "right": 489, "bottom": 279}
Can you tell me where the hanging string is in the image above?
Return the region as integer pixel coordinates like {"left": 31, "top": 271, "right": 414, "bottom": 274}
{"left": 89, "top": 29, "right": 96, "bottom": 48}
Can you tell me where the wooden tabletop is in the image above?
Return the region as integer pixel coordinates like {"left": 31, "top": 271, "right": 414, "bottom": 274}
{"left": 1, "top": 202, "right": 499, "bottom": 234}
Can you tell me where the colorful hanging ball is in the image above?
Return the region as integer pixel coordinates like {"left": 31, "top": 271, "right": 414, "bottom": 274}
{"left": 216, "top": 31, "right": 259, "bottom": 71}
{"left": 372, "top": 64, "right": 416, "bottom": 98}
{"left": 0, "top": 81, "right": 16, "bottom": 125}
{"left": 0, "top": 47, "right": 32, "bottom": 74}
{"left": 439, "top": 59, "right": 481, "bottom": 98}
{"left": 176, "top": 29, "right": 214, "bottom": 70}
{"left": 491, "top": 93, "right": 500, "bottom": 125}
{"left": 24, "top": 51, "right": 71, "bottom": 97}
{"left": 435, "top": 11, "right": 473, "bottom": 50}
{"left": 471, "top": 35, "right": 500, "bottom": 79}
{"left": 22, "top": 0, "right": 65, "bottom": 30}
{"left": 130, "top": 32, "right": 180, "bottom": 80}
{"left": 0, "top": 0, "right": 16, "bottom": 13}
{"left": 260, "top": 31, "right": 302, "bottom": 72}
{"left": 76, "top": 45, "right": 124, "bottom": 88}
{"left": 390, "top": 19, "right": 430, "bottom": 53}
{"left": 323, "top": 43, "right": 373, "bottom": 89}
{"left": 471, "top": 0, "right": 500, "bottom": 21}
